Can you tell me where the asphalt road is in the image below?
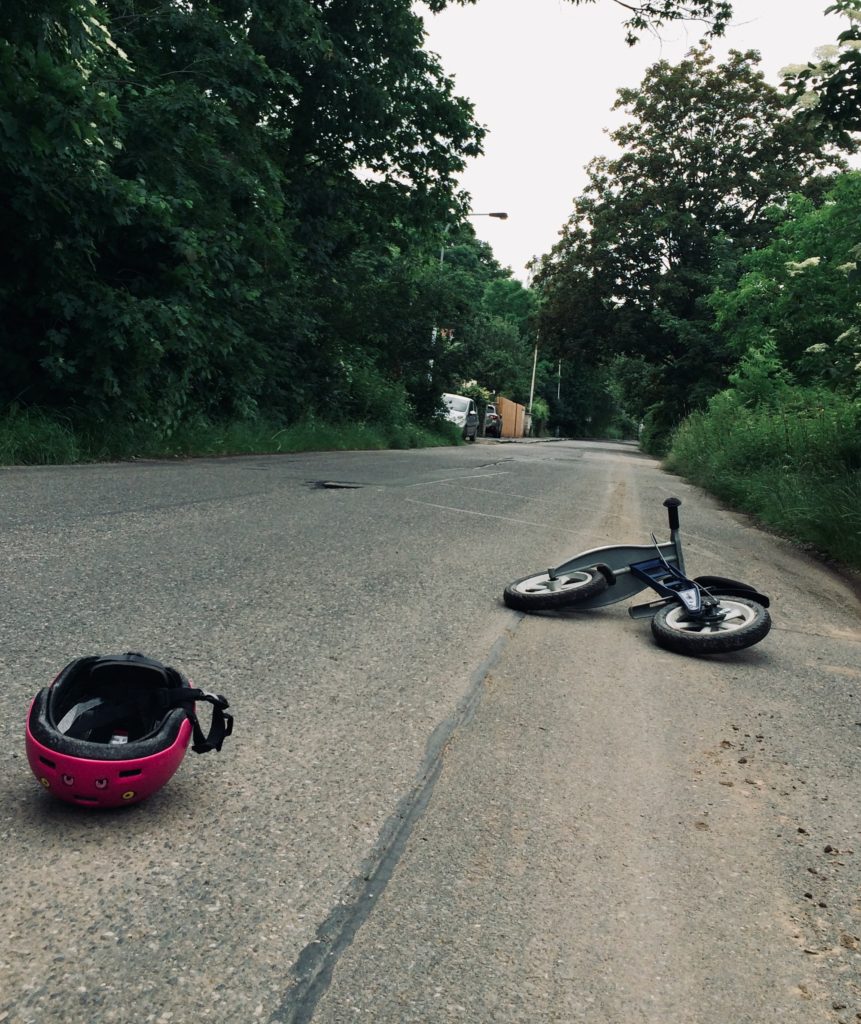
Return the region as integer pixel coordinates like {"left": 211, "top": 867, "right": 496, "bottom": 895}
{"left": 1, "top": 440, "right": 859, "bottom": 1024}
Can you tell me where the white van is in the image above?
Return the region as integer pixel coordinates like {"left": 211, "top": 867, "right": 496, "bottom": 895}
{"left": 442, "top": 393, "right": 479, "bottom": 441}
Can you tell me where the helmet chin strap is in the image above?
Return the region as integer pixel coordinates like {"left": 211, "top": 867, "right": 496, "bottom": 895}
{"left": 63, "top": 688, "right": 233, "bottom": 754}
{"left": 176, "top": 689, "right": 233, "bottom": 753}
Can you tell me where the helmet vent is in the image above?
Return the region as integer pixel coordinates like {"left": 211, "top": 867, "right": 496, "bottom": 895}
{"left": 118, "top": 768, "right": 142, "bottom": 777}
{"left": 74, "top": 796, "right": 99, "bottom": 804}
{"left": 39, "top": 756, "right": 56, "bottom": 768}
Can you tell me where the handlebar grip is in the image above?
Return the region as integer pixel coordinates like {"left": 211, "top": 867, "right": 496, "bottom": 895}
{"left": 663, "top": 497, "right": 681, "bottom": 531}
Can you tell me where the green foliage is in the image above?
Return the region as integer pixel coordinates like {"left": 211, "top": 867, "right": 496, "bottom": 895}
{"left": 0, "top": 0, "right": 488, "bottom": 443}
{"left": 0, "top": 1, "right": 134, "bottom": 412}
{"left": 780, "top": 0, "right": 861, "bottom": 147}
{"left": 710, "top": 172, "right": 861, "bottom": 396}
{"left": 0, "top": 0, "right": 753, "bottom": 465}
{"left": 605, "top": 355, "right": 662, "bottom": 423}
{"left": 0, "top": 407, "right": 82, "bottom": 465}
{"left": 725, "top": 341, "right": 795, "bottom": 408}
{"left": 461, "top": 314, "right": 531, "bottom": 398}
{"left": 666, "top": 383, "right": 861, "bottom": 566}
{"left": 533, "top": 44, "right": 848, "bottom": 438}
{"left": 459, "top": 381, "right": 492, "bottom": 403}
{"left": 548, "top": 360, "right": 635, "bottom": 438}
{"left": 417, "top": 231, "right": 539, "bottom": 407}
{"left": 468, "top": 278, "right": 538, "bottom": 399}
{"left": 0, "top": 408, "right": 458, "bottom": 465}
{"left": 530, "top": 396, "right": 550, "bottom": 435}
{"left": 564, "top": 0, "right": 732, "bottom": 45}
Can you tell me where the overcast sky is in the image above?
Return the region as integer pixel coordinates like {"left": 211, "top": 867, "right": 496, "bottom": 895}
{"left": 419, "top": 0, "right": 844, "bottom": 281}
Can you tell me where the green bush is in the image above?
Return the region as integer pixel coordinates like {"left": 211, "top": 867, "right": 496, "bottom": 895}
{"left": 639, "top": 406, "right": 674, "bottom": 456}
{"left": 666, "top": 384, "right": 861, "bottom": 567}
{"left": 0, "top": 411, "right": 459, "bottom": 465}
{"left": 0, "top": 407, "right": 82, "bottom": 465}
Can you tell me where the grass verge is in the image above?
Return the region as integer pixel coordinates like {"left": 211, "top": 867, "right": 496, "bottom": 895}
{"left": 665, "top": 392, "right": 861, "bottom": 570}
{"left": 0, "top": 409, "right": 461, "bottom": 466}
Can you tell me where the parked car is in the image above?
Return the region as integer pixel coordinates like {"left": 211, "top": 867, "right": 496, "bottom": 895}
{"left": 442, "top": 393, "right": 479, "bottom": 441}
{"left": 484, "top": 402, "right": 502, "bottom": 438}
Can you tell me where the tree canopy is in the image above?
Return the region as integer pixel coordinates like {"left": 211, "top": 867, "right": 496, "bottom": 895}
{"left": 438, "top": 0, "right": 734, "bottom": 45}
{"left": 710, "top": 173, "right": 861, "bottom": 398}
{"left": 780, "top": 0, "right": 861, "bottom": 147}
{"left": 568, "top": 0, "right": 733, "bottom": 44}
{"left": 0, "top": 0, "right": 489, "bottom": 430}
{"left": 6, "top": 0, "right": 828, "bottom": 446}
{"left": 531, "top": 45, "right": 847, "bottom": 439}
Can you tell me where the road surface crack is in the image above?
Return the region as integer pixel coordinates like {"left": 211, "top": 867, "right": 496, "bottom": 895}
{"left": 269, "top": 618, "right": 524, "bottom": 1024}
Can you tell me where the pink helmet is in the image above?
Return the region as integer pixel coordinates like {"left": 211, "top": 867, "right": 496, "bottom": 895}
{"left": 26, "top": 652, "right": 232, "bottom": 808}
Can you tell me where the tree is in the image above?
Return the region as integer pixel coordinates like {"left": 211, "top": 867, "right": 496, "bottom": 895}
{"left": 428, "top": 232, "right": 535, "bottom": 401}
{"left": 532, "top": 46, "right": 847, "bottom": 440}
{"left": 434, "top": 0, "right": 733, "bottom": 45}
{"left": 0, "top": 1, "right": 134, "bottom": 410}
{"left": 600, "top": 47, "right": 839, "bottom": 278}
{"left": 569, "top": 0, "right": 732, "bottom": 44}
{"left": 710, "top": 173, "right": 861, "bottom": 397}
{"left": 781, "top": 0, "right": 861, "bottom": 146}
{"left": 0, "top": 0, "right": 741, "bottom": 441}
{"left": 464, "top": 277, "right": 537, "bottom": 399}
{"left": 0, "top": 0, "right": 485, "bottom": 429}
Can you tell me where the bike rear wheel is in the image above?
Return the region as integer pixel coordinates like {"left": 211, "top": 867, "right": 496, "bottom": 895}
{"left": 503, "top": 568, "right": 608, "bottom": 611}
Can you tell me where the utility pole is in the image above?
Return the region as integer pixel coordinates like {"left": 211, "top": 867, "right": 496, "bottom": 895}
{"left": 527, "top": 340, "right": 538, "bottom": 436}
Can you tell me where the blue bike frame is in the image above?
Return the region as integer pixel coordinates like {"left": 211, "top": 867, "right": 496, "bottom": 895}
{"left": 545, "top": 498, "right": 769, "bottom": 620}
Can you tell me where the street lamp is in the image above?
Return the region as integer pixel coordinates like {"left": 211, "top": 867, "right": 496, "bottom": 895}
{"left": 439, "top": 210, "right": 509, "bottom": 265}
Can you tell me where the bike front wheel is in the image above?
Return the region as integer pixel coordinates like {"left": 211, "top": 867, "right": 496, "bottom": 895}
{"left": 651, "top": 596, "right": 771, "bottom": 655}
{"left": 503, "top": 568, "right": 608, "bottom": 611}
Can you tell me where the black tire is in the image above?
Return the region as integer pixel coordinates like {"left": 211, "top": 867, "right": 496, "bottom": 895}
{"left": 503, "top": 568, "right": 608, "bottom": 611}
{"left": 651, "top": 595, "right": 771, "bottom": 655}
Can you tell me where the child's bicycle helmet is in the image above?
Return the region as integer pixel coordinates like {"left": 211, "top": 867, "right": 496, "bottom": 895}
{"left": 25, "top": 652, "right": 233, "bottom": 808}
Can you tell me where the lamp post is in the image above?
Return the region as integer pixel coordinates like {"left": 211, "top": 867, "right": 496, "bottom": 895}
{"left": 439, "top": 211, "right": 508, "bottom": 266}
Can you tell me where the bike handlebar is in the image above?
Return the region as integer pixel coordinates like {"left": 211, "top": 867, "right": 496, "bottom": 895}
{"left": 663, "top": 497, "right": 681, "bottom": 531}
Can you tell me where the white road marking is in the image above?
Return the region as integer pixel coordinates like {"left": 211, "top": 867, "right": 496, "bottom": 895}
{"left": 407, "top": 472, "right": 510, "bottom": 487}
{"left": 452, "top": 484, "right": 554, "bottom": 503}
{"left": 404, "top": 497, "right": 579, "bottom": 534}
